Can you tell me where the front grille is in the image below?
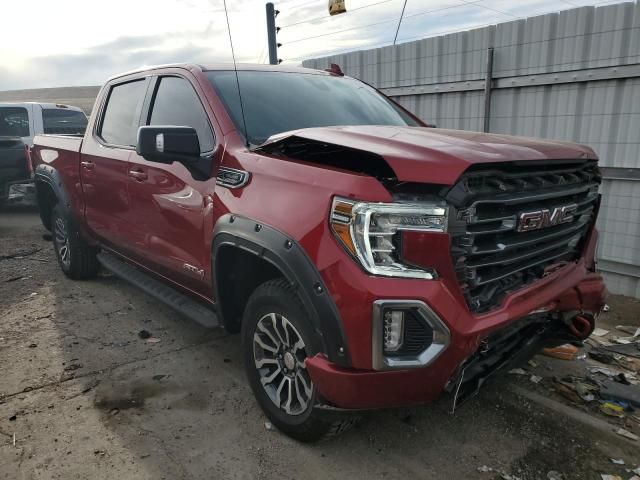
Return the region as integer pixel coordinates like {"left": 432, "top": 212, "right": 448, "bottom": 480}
{"left": 446, "top": 160, "right": 601, "bottom": 313}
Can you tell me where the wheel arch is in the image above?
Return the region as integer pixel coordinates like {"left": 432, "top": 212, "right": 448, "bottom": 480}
{"left": 34, "top": 164, "right": 73, "bottom": 232}
{"left": 212, "top": 214, "right": 351, "bottom": 367}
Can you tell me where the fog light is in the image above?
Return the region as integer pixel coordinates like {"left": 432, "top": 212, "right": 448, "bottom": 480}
{"left": 383, "top": 310, "right": 404, "bottom": 352}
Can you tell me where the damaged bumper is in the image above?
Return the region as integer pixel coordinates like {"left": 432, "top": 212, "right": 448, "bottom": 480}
{"left": 306, "top": 269, "right": 606, "bottom": 411}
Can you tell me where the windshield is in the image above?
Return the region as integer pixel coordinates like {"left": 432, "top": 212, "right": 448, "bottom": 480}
{"left": 42, "top": 108, "right": 88, "bottom": 135}
{"left": 207, "top": 71, "right": 419, "bottom": 145}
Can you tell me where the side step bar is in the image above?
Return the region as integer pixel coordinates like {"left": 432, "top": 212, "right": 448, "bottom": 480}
{"left": 97, "top": 252, "right": 220, "bottom": 329}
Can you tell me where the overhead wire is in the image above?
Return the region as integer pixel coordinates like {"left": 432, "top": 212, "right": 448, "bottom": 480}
{"left": 282, "top": 0, "right": 486, "bottom": 45}
{"left": 279, "top": 0, "right": 395, "bottom": 29}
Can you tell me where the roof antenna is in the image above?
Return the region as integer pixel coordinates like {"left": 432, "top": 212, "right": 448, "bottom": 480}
{"left": 223, "top": 0, "right": 250, "bottom": 149}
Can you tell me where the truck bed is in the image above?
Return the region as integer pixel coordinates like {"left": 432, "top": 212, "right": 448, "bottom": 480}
{"left": 33, "top": 134, "right": 83, "bottom": 153}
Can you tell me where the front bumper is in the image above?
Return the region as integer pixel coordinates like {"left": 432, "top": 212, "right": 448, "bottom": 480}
{"left": 308, "top": 232, "right": 605, "bottom": 410}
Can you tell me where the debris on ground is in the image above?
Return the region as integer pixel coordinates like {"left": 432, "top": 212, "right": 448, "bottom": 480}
{"left": 599, "top": 402, "right": 625, "bottom": 418}
{"left": 593, "top": 328, "right": 610, "bottom": 337}
{"left": 609, "top": 458, "right": 624, "bottom": 465}
{"left": 603, "top": 343, "right": 640, "bottom": 359}
{"left": 529, "top": 375, "right": 543, "bottom": 384}
{"left": 146, "top": 337, "right": 161, "bottom": 344}
{"left": 602, "top": 304, "right": 610, "bottom": 312}
{"left": 63, "top": 363, "right": 82, "bottom": 372}
{"left": 589, "top": 349, "right": 615, "bottom": 364}
{"left": 615, "top": 428, "right": 639, "bottom": 441}
{"left": 600, "top": 379, "right": 640, "bottom": 407}
{"left": 508, "top": 368, "right": 527, "bottom": 375}
{"left": 476, "top": 465, "right": 521, "bottom": 480}
{"left": 264, "top": 421, "right": 274, "bottom": 431}
{"left": 600, "top": 475, "right": 622, "bottom": 480}
{"left": 615, "top": 325, "right": 640, "bottom": 337}
{"left": 543, "top": 344, "right": 579, "bottom": 360}
{"left": 546, "top": 470, "right": 563, "bottom": 480}
{"left": 137, "top": 330, "right": 152, "bottom": 339}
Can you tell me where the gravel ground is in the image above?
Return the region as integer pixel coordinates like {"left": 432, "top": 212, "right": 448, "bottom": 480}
{"left": 0, "top": 206, "right": 638, "bottom": 480}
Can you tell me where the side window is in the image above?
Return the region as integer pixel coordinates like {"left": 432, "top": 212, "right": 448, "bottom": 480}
{"left": 148, "top": 76, "right": 214, "bottom": 153}
{"left": 0, "top": 107, "right": 30, "bottom": 137}
{"left": 100, "top": 80, "right": 147, "bottom": 147}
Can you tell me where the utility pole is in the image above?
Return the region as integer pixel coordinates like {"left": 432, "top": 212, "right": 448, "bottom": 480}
{"left": 266, "top": 3, "right": 279, "bottom": 65}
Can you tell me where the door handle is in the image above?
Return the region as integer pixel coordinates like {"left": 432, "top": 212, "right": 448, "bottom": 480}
{"left": 80, "top": 161, "right": 95, "bottom": 170}
{"left": 128, "top": 169, "right": 148, "bottom": 181}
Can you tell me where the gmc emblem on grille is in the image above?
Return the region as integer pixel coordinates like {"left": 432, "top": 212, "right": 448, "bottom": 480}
{"left": 517, "top": 204, "right": 578, "bottom": 232}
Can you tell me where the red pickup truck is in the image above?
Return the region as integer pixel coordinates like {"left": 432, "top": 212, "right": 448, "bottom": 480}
{"left": 32, "top": 63, "right": 605, "bottom": 441}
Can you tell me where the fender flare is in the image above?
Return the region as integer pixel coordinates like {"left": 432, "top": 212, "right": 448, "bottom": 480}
{"left": 212, "top": 214, "right": 351, "bottom": 367}
{"left": 34, "top": 163, "right": 74, "bottom": 217}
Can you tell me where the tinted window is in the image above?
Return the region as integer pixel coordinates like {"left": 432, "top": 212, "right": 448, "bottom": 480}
{"left": 149, "top": 77, "right": 214, "bottom": 153}
{"left": 43, "top": 109, "right": 88, "bottom": 135}
{"left": 100, "top": 80, "right": 146, "bottom": 146}
{"left": 207, "top": 71, "right": 418, "bottom": 145}
{"left": 0, "top": 107, "right": 29, "bottom": 137}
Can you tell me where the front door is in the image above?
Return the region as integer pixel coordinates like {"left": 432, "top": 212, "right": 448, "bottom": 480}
{"left": 81, "top": 78, "right": 148, "bottom": 254}
{"left": 126, "top": 75, "right": 217, "bottom": 296}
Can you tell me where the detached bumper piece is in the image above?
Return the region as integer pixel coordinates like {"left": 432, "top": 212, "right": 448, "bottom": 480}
{"left": 445, "top": 313, "right": 591, "bottom": 412}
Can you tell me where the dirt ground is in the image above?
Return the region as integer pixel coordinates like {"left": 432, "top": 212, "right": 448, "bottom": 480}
{"left": 1, "top": 206, "right": 639, "bottom": 480}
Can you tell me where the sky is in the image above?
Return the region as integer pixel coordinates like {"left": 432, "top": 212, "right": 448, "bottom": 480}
{"left": 0, "top": 0, "right": 629, "bottom": 91}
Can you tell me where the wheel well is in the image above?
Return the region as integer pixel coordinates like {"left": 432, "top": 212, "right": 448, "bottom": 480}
{"left": 215, "top": 245, "right": 284, "bottom": 332}
{"left": 35, "top": 180, "right": 58, "bottom": 231}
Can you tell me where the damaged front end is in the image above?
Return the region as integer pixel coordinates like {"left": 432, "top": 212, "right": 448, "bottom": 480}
{"left": 446, "top": 309, "right": 599, "bottom": 413}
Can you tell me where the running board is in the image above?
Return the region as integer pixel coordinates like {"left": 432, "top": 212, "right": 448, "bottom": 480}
{"left": 97, "top": 252, "right": 219, "bottom": 329}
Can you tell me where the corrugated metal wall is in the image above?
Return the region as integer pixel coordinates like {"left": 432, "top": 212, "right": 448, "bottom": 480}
{"left": 304, "top": 1, "right": 640, "bottom": 298}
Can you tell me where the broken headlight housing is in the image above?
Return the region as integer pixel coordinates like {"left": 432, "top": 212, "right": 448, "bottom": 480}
{"left": 330, "top": 196, "right": 448, "bottom": 279}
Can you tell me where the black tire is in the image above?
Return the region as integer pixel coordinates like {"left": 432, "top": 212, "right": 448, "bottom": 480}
{"left": 242, "top": 278, "right": 354, "bottom": 442}
{"left": 51, "top": 204, "right": 99, "bottom": 279}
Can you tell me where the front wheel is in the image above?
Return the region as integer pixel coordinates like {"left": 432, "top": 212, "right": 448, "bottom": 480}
{"left": 242, "top": 279, "right": 354, "bottom": 442}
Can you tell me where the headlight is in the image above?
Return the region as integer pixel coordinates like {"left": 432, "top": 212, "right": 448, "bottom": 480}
{"left": 330, "top": 196, "right": 448, "bottom": 279}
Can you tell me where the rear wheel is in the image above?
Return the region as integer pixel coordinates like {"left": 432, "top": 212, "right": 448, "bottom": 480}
{"left": 51, "top": 204, "right": 99, "bottom": 279}
{"left": 242, "top": 278, "right": 354, "bottom": 442}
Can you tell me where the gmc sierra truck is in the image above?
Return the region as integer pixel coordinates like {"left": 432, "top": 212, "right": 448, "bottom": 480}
{"left": 32, "top": 63, "right": 605, "bottom": 441}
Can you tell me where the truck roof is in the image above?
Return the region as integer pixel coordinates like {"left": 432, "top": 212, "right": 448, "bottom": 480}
{"left": 0, "top": 102, "right": 85, "bottom": 112}
{"left": 108, "top": 63, "right": 330, "bottom": 82}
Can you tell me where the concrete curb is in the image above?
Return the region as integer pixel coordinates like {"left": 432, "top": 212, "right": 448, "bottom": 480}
{"left": 506, "top": 384, "right": 638, "bottom": 447}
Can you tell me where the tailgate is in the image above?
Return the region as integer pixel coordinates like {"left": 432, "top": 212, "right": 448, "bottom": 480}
{"left": 0, "top": 137, "right": 29, "bottom": 198}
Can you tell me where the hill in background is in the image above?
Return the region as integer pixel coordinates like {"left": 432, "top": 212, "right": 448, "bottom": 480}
{"left": 0, "top": 86, "right": 100, "bottom": 114}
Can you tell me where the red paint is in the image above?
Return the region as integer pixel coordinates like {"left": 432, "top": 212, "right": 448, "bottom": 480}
{"left": 31, "top": 63, "right": 606, "bottom": 411}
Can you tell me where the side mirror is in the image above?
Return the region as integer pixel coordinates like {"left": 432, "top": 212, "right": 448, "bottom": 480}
{"left": 136, "top": 126, "right": 200, "bottom": 163}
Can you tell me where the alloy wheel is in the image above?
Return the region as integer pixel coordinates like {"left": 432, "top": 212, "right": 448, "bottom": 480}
{"left": 253, "top": 312, "right": 313, "bottom": 416}
{"left": 54, "top": 217, "right": 71, "bottom": 268}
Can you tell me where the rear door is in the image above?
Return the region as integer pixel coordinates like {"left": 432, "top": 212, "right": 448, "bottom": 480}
{"left": 81, "top": 78, "right": 148, "bottom": 252}
{"left": 126, "top": 74, "right": 217, "bottom": 295}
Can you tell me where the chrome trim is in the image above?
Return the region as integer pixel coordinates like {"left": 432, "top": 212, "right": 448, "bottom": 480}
{"left": 216, "top": 167, "right": 250, "bottom": 188}
{"left": 371, "top": 300, "right": 450, "bottom": 371}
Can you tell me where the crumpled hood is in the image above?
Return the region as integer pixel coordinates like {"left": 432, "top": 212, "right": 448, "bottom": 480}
{"left": 260, "top": 125, "right": 597, "bottom": 185}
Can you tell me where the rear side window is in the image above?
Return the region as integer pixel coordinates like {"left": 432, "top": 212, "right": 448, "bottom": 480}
{"left": 43, "top": 109, "right": 88, "bottom": 135}
{"left": 0, "top": 107, "right": 29, "bottom": 137}
{"left": 148, "top": 77, "right": 214, "bottom": 153}
{"left": 100, "top": 80, "right": 147, "bottom": 147}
